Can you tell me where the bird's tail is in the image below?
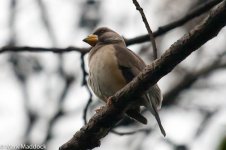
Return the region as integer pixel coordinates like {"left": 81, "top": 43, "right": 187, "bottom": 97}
{"left": 126, "top": 109, "right": 147, "bottom": 125}
{"left": 144, "top": 95, "right": 166, "bottom": 137}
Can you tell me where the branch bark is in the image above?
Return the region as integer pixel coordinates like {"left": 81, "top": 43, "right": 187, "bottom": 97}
{"left": 59, "top": 1, "right": 226, "bottom": 150}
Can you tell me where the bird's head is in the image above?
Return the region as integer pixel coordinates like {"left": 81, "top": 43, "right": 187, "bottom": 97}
{"left": 83, "top": 27, "right": 125, "bottom": 46}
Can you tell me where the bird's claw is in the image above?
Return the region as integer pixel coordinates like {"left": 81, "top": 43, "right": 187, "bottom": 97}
{"left": 106, "top": 96, "right": 113, "bottom": 106}
{"left": 95, "top": 106, "right": 105, "bottom": 113}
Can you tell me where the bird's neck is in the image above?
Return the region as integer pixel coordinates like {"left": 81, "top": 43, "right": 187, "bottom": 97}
{"left": 89, "top": 41, "right": 126, "bottom": 60}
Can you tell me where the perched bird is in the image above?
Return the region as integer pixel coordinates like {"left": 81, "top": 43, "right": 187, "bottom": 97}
{"left": 83, "top": 27, "right": 166, "bottom": 136}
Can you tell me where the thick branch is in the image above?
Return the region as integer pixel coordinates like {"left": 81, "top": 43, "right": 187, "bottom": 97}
{"left": 59, "top": 1, "right": 226, "bottom": 150}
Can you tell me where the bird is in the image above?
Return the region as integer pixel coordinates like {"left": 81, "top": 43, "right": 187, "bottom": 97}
{"left": 83, "top": 27, "right": 166, "bottom": 136}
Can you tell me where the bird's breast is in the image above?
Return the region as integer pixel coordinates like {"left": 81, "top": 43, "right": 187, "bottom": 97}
{"left": 88, "top": 45, "right": 127, "bottom": 101}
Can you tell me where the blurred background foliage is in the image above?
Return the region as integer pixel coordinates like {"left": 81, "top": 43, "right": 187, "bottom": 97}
{"left": 0, "top": 0, "right": 225, "bottom": 150}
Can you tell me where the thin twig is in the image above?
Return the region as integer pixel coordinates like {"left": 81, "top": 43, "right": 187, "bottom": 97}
{"left": 1, "top": 1, "right": 222, "bottom": 55}
{"left": 110, "top": 128, "right": 151, "bottom": 136}
{"left": 0, "top": 0, "right": 222, "bottom": 56}
{"left": 194, "top": 108, "right": 218, "bottom": 137}
{"left": 0, "top": 46, "right": 90, "bottom": 54}
{"left": 36, "top": 0, "right": 57, "bottom": 45}
{"left": 44, "top": 75, "right": 75, "bottom": 143}
{"left": 126, "top": 0, "right": 223, "bottom": 45}
{"left": 80, "top": 53, "right": 93, "bottom": 124}
{"left": 83, "top": 87, "right": 93, "bottom": 124}
{"left": 132, "top": 0, "right": 158, "bottom": 59}
{"left": 80, "top": 53, "right": 88, "bottom": 86}
{"left": 163, "top": 51, "right": 226, "bottom": 106}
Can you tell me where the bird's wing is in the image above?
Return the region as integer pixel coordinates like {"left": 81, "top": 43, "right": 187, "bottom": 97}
{"left": 113, "top": 44, "right": 145, "bottom": 82}
{"left": 113, "top": 44, "right": 149, "bottom": 124}
{"left": 113, "top": 44, "right": 163, "bottom": 109}
{"left": 113, "top": 44, "right": 165, "bottom": 136}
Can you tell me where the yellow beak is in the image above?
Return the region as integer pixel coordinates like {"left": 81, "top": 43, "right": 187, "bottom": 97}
{"left": 83, "top": 34, "right": 98, "bottom": 46}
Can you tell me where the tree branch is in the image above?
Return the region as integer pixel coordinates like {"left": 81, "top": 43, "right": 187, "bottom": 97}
{"left": 80, "top": 53, "right": 93, "bottom": 124}
{"left": 132, "top": 0, "right": 158, "bottom": 59}
{"left": 43, "top": 75, "right": 75, "bottom": 143}
{"left": 125, "top": 0, "right": 223, "bottom": 45}
{"left": 0, "top": 46, "right": 90, "bottom": 54}
{"left": 110, "top": 128, "right": 151, "bottom": 136}
{"left": 59, "top": 1, "right": 226, "bottom": 150}
{"left": 0, "top": 1, "right": 222, "bottom": 55}
{"left": 0, "top": 0, "right": 222, "bottom": 54}
{"left": 163, "top": 51, "right": 226, "bottom": 106}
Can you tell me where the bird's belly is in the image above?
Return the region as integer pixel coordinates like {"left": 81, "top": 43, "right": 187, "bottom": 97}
{"left": 88, "top": 46, "right": 127, "bottom": 101}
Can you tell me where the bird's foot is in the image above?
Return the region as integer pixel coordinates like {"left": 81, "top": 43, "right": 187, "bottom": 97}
{"left": 95, "top": 96, "right": 114, "bottom": 113}
{"left": 95, "top": 106, "right": 105, "bottom": 113}
{"left": 106, "top": 96, "right": 113, "bottom": 106}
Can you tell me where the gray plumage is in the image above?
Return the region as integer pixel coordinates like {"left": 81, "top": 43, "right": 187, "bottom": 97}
{"left": 84, "top": 27, "right": 166, "bottom": 136}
